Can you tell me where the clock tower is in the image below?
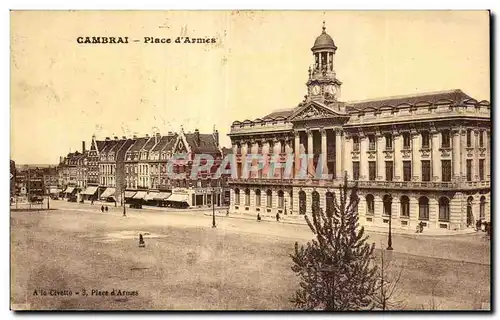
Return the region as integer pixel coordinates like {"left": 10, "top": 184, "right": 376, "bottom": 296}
{"left": 306, "top": 22, "right": 342, "bottom": 104}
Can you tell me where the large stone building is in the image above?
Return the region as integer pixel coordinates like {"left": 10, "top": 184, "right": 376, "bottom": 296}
{"left": 227, "top": 23, "right": 491, "bottom": 231}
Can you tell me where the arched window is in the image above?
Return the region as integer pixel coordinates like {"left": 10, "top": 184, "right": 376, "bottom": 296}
{"left": 480, "top": 196, "right": 486, "bottom": 220}
{"left": 467, "top": 196, "right": 474, "bottom": 227}
{"left": 255, "top": 189, "right": 261, "bottom": 207}
{"left": 438, "top": 197, "right": 450, "bottom": 222}
{"left": 400, "top": 196, "right": 410, "bottom": 217}
{"left": 312, "top": 191, "right": 320, "bottom": 213}
{"left": 266, "top": 189, "right": 272, "bottom": 208}
{"left": 234, "top": 188, "right": 240, "bottom": 205}
{"left": 418, "top": 196, "right": 429, "bottom": 220}
{"left": 299, "top": 191, "right": 306, "bottom": 215}
{"left": 245, "top": 188, "right": 250, "bottom": 206}
{"left": 326, "top": 192, "right": 334, "bottom": 216}
{"left": 366, "top": 194, "right": 375, "bottom": 216}
{"left": 278, "top": 190, "right": 284, "bottom": 208}
{"left": 383, "top": 194, "right": 392, "bottom": 216}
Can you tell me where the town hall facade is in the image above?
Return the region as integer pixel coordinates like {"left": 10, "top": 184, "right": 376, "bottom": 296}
{"left": 227, "top": 23, "right": 491, "bottom": 231}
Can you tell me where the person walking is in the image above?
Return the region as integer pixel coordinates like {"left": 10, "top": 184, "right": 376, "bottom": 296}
{"left": 101, "top": 205, "right": 104, "bottom": 213}
{"left": 105, "top": 206, "right": 108, "bottom": 212}
{"left": 276, "top": 212, "right": 280, "bottom": 222}
{"left": 257, "top": 213, "right": 262, "bottom": 222}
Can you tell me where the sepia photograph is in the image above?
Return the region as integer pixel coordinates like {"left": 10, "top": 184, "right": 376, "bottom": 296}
{"left": 9, "top": 10, "right": 491, "bottom": 311}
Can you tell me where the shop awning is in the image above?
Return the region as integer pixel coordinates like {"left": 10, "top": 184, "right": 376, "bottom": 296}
{"left": 124, "top": 191, "right": 137, "bottom": 199}
{"left": 167, "top": 193, "right": 189, "bottom": 203}
{"left": 153, "top": 192, "right": 171, "bottom": 201}
{"left": 81, "top": 186, "right": 98, "bottom": 195}
{"left": 49, "top": 187, "right": 61, "bottom": 194}
{"left": 65, "top": 186, "right": 75, "bottom": 194}
{"left": 100, "top": 188, "right": 116, "bottom": 199}
{"left": 144, "top": 192, "right": 160, "bottom": 201}
{"left": 133, "top": 191, "right": 147, "bottom": 199}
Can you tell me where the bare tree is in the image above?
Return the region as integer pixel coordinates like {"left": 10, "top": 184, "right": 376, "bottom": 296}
{"left": 372, "top": 249, "right": 406, "bottom": 310}
{"left": 290, "top": 174, "right": 378, "bottom": 310}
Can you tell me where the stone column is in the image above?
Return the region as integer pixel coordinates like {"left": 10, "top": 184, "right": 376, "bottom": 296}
{"left": 360, "top": 134, "right": 368, "bottom": 180}
{"left": 411, "top": 130, "right": 421, "bottom": 181}
{"left": 335, "top": 129, "right": 343, "bottom": 180}
{"left": 431, "top": 129, "right": 441, "bottom": 181}
{"left": 376, "top": 132, "right": 385, "bottom": 181}
{"left": 320, "top": 128, "right": 328, "bottom": 177}
{"left": 460, "top": 130, "right": 467, "bottom": 181}
{"left": 343, "top": 134, "right": 352, "bottom": 180}
{"left": 452, "top": 128, "right": 461, "bottom": 182}
{"left": 294, "top": 131, "right": 301, "bottom": 178}
{"left": 486, "top": 130, "right": 490, "bottom": 180}
{"left": 307, "top": 129, "right": 314, "bottom": 177}
{"left": 473, "top": 130, "right": 479, "bottom": 180}
{"left": 394, "top": 132, "right": 402, "bottom": 181}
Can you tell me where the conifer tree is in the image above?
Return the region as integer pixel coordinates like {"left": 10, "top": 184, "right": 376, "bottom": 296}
{"left": 290, "top": 173, "right": 378, "bottom": 310}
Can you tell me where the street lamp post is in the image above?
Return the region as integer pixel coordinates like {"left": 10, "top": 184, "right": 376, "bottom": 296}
{"left": 123, "top": 185, "right": 126, "bottom": 217}
{"left": 284, "top": 198, "right": 287, "bottom": 215}
{"left": 212, "top": 189, "right": 216, "bottom": 228}
{"left": 386, "top": 192, "right": 393, "bottom": 251}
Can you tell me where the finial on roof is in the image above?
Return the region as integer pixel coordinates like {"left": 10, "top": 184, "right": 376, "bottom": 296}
{"left": 180, "top": 125, "right": 184, "bottom": 133}
{"left": 322, "top": 21, "right": 326, "bottom": 33}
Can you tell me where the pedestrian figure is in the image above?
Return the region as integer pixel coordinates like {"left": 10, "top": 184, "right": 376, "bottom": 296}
{"left": 101, "top": 205, "right": 104, "bottom": 213}
{"left": 105, "top": 206, "right": 108, "bottom": 212}
{"left": 476, "top": 219, "right": 482, "bottom": 232}
{"left": 419, "top": 221, "right": 424, "bottom": 233}
{"left": 276, "top": 212, "right": 280, "bottom": 222}
{"left": 91, "top": 199, "right": 94, "bottom": 205}
{"left": 257, "top": 213, "right": 261, "bottom": 222}
{"left": 226, "top": 208, "right": 229, "bottom": 217}
{"left": 139, "top": 234, "right": 145, "bottom": 248}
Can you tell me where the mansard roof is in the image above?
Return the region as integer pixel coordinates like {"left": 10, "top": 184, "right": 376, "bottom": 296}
{"left": 128, "top": 137, "right": 149, "bottom": 152}
{"left": 346, "top": 89, "right": 487, "bottom": 113}
{"left": 152, "top": 135, "right": 177, "bottom": 152}
{"left": 184, "top": 133, "right": 220, "bottom": 154}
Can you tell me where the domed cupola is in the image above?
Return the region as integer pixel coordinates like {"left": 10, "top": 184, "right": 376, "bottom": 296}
{"left": 311, "top": 22, "right": 337, "bottom": 52}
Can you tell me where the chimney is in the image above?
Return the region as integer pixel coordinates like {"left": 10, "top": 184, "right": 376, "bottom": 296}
{"left": 155, "top": 132, "right": 160, "bottom": 144}
{"left": 59, "top": 156, "right": 63, "bottom": 164}
{"left": 82, "top": 141, "right": 86, "bottom": 153}
{"left": 122, "top": 136, "right": 127, "bottom": 140}
{"left": 194, "top": 129, "right": 200, "bottom": 145}
{"left": 145, "top": 134, "right": 150, "bottom": 138}
{"left": 114, "top": 136, "right": 119, "bottom": 140}
{"left": 132, "top": 135, "right": 137, "bottom": 140}
{"left": 105, "top": 137, "right": 110, "bottom": 141}
{"left": 214, "top": 129, "right": 219, "bottom": 146}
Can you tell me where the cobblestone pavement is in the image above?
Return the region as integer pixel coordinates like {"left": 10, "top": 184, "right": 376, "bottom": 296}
{"left": 10, "top": 201, "right": 490, "bottom": 310}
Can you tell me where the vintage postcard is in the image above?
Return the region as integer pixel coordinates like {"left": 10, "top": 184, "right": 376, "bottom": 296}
{"left": 10, "top": 10, "right": 491, "bottom": 311}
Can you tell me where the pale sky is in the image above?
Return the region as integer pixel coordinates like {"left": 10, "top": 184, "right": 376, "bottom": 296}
{"left": 10, "top": 10, "right": 490, "bottom": 164}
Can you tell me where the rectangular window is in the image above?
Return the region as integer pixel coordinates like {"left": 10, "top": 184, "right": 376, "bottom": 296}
{"left": 403, "top": 133, "right": 411, "bottom": 149}
{"left": 466, "top": 159, "right": 472, "bottom": 181}
{"left": 368, "top": 161, "right": 376, "bottom": 181}
{"left": 479, "top": 131, "right": 484, "bottom": 148}
{"left": 442, "top": 160, "right": 452, "bottom": 182}
{"left": 421, "top": 160, "right": 431, "bottom": 182}
{"left": 467, "top": 129, "right": 472, "bottom": 147}
{"left": 353, "top": 136, "right": 360, "bottom": 152}
{"left": 368, "top": 135, "right": 376, "bottom": 151}
{"left": 479, "top": 159, "right": 485, "bottom": 181}
{"left": 441, "top": 131, "right": 451, "bottom": 148}
{"left": 403, "top": 161, "right": 412, "bottom": 182}
{"left": 421, "top": 131, "right": 430, "bottom": 149}
{"left": 352, "top": 161, "right": 360, "bottom": 180}
{"left": 385, "top": 161, "right": 393, "bottom": 181}
{"left": 385, "top": 134, "right": 393, "bottom": 150}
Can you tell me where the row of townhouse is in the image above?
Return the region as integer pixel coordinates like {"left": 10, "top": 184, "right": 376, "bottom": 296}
{"left": 58, "top": 127, "right": 230, "bottom": 208}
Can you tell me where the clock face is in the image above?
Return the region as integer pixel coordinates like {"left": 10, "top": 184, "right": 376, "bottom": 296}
{"left": 327, "top": 85, "right": 336, "bottom": 95}
{"left": 312, "top": 85, "right": 321, "bottom": 95}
